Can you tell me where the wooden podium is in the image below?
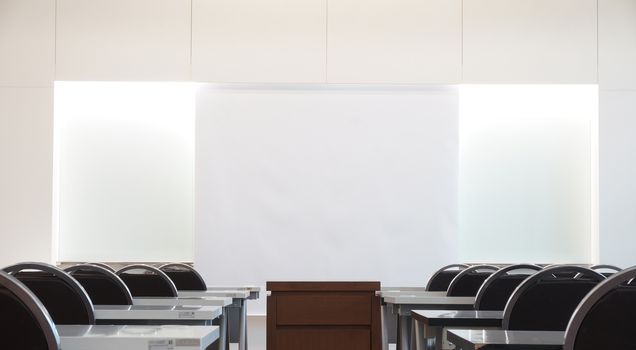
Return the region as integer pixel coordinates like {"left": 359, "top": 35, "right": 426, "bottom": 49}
{"left": 267, "top": 281, "right": 381, "bottom": 350}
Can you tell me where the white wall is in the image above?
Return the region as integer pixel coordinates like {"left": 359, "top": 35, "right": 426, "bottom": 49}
{"left": 0, "top": 0, "right": 55, "bottom": 267}
{"left": 597, "top": 0, "right": 636, "bottom": 268}
{"left": 1, "top": 0, "right": 635, "bottom": 275}
{"left": 195, "top": 85, "right": 459, "bottom": 314}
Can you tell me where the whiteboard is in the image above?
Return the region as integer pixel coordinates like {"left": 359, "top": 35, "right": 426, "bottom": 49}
{"left": 194, "top": 85, "right": 459, "bottom": 314}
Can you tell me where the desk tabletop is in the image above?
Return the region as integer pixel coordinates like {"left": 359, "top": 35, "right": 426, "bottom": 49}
{"left": 57, "top": 325, "right": 219, "bottom": 350}
{"left": 133, "top": 296, "right": 232, "bottom": 307}
{"left": 447, "top": 329, "right": 564, "bottom": 350}
{"left": 378, "top": 290, "right": 446, "bottom": 298}
{"left": 383, "top": 294, "right": 475, "bottom": 306}
{"left": 206, "top": 285, "right": 261, "bottom": 292}
{"left": 178, "top": 290, "right": 250, "bottom": 299}
{"left": 412, "top": 310, "right": 503, "bottom": 327}
{"left": 94, "top": 305, "right": 222, "bottom": 320}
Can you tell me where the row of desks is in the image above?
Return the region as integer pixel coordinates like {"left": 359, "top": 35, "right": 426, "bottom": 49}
{"left": 379, "top": 290, "right": 565, "bottom": 350}
{"left": 55, "top": 286, "right": 260, "bottom": 350}
{"left": 378, "top": 290, "right": 475, "bottom": 350}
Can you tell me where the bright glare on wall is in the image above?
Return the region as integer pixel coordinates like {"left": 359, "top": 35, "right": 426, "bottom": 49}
{"left": 54, "top": 82, "right": 195, "bottom": 262}
{"left": 459, "top": 85, "right": 599, "bottom": 264}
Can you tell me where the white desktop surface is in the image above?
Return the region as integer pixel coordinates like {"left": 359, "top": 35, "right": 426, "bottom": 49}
{"left": 383, "top": 295, "right": 475, "bottom": 305}
{"left": 133, "top": 296, "right": 232, "bottom": 307}
{"left": 206, "top": 286, "right": 261, "bottom": 293}
{"left": 57, "top": 325, "right": 219, "bottom": 350}
{"left": 378, "top": 290, "right": 446, "bottom": 298}
{"left": 178, "top": 290, "right": 250, "bottom": 298}
{"left": 94, "top": 305, "right": 222, "bottom": 320}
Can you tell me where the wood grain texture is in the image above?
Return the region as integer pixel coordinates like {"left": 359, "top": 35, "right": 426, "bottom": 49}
{"left": 267, "top": 281, "right": 381, "bottom": 350}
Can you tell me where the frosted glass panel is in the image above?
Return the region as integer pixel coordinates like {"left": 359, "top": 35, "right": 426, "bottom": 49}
{"left": 459, "top": 85, "right": 597, "bottom": 263}
{"left": 55, "top": 82, "right": 195, "bottom": 262}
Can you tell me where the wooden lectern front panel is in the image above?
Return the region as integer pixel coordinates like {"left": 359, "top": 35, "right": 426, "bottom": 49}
{"left": 267, "top": 281, "right": 381, "bottom": 350}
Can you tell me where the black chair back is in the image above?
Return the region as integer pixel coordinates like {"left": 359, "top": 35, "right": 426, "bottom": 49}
{"left": 474, "top": 264, "right": 542, "bottom": 311}
{"left": 4, "top": 262, "right": 95, "bottom": 325}
{"left": 89, "top": 262, "right": 116, "bottom": 273}
{"left": 564, "top": 266, "right": 636, "bottom": 350}
{"left": 447, "top": 265, "right": 499, "bottom": 297}
{"left": 589, "top": 264, "right": 622, "bottom": 278}
{"left": 117, "top": 264, "right": 178, "bottom": 297}
{"left": 0, "top": 271, "right": 60, "bottom": 350}
{"left": 426, "top": 264, "right": 469, "bottom": 292}
{"left": 159, "top": 263, "right": 207, "bottom": 291}
{"left": 65, "top": 264, "right": 133, "bottom": 305}
{"left": 503, "top": 266, "right": 605, "bottom": 331}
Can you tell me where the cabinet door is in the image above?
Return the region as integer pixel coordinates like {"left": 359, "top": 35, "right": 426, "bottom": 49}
{"left": 599, "top": 0, "right": 636, "bottom": 89}
{"left": 56, "top": 0, "right": 191, "bottom": 81}
{"left": 463, "top": 0, "right": 597, "bottom": 83}
{"left": 192, "top": 0, "right": 326, "bottom": 83}
{"left": 0, "top": 0, "right": 55, "bottom": 86}
{"left": 328, "top": 0, "right": 461, "bottom": 83}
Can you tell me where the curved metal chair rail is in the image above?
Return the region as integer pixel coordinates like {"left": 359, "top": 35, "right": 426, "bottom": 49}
{"left": 64, "top": 264, "right": 134, "bottom": 305}
{"left": 563, "top": 265, "right": 636, "bottom": 350}
{"left": 474, "top": 264, "right": 542, "bottom": 309}
{"left": 159, "top": 263, "right": 208, "bottom": 290}
{"left": 589, "top": 264, "right": 622, "bottom": 272}
{"left": 446, "top": 264, "right": 500, "bottom": 296}
{"left": 0, "top": 271, "right": 60, "bottom": 350}
{"left": 425, "top": 264, "right": 470, "bottom": 291}
{"left": 117, "top": 264, "right": 179, "bottom": 297}
{"left": 502, "top": 265, "right": 605, "bottom": 329}
{"left": 3, "top": 262, "right": 96, "bottom": 324}
{"left": 88, "top": 262, "right": 116, "bottom": 273}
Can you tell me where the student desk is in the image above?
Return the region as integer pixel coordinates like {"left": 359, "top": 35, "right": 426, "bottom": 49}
{"left": 94, "top": 305, "right": 222, "bottom": 325}
{"left": 199, "top": 285, "right": 261, "bottom": 300}
{"left": 177, "top": 290, "right": 252, "bottom": 350}
{"left": 57, "top": 325, "right": 219, "bottom": 350}
{"left": 446, "top": 329, "right": 564, "bottom": 350}
{"left": 133, "top": 296, "right": 233, "bottom": 307}
{"left": 411, "top": 310, "right": 503, "bottom": 350}
{"left": 131, "top": 297, "right": 231, "bottom": 349}
{"left": 382, "top": 294, "right": 475, "bottom": 350}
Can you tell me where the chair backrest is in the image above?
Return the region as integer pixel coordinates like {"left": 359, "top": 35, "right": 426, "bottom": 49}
{"left": 159, "top": 263, "right": 207, "bottom": 291}
{"left": 117, "top": 264, "right": 178, "bottom": 297}
{"left": 564, "top": 266, "right": 636, "bottom": 350}
{"left": 502, "top": 266, "right": 605, "bottom": 331}
{"left": 589, "top": 264, "right": 622, "bottom": 278}
{"left": 0, "top": 271, "right": 60, "bottom": 350}
{"left": 474, "top": 264, "right": 542, "bottom": 311}
{"left": 65, "top": 264, "right": 133, "bottom": 305}
{"left": 89, "top": 262, "right": 116, "bottom": 273}
{"left": 3, "top": 262, "right": 96, "bottom": 325}
{"left": 426, "top": 264, "right": 469, "bottom": 292}
{"left": 447, "top": 265, "right": 499, "bottom": 297}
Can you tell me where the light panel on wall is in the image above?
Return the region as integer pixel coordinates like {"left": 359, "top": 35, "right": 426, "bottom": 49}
{"left": 459, "top": 84, "right": 599, "bottom": 264}
{"left": 54, "top": 81, "right": 195, "bottom": 262}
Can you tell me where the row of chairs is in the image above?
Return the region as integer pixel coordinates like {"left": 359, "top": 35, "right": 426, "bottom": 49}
{"left": 0, "top": 262, "right": 217, "bottom": 349}
{"left": 422, "top": 263, "right": 633, "bottom": 349}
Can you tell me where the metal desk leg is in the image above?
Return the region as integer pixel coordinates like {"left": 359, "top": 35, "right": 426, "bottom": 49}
{"left": 413, "top": 319, "right": 426, "bottom": 350}
{"left": 381, "top": 304, "right": 389, "bottom": 350}
{"left": 218, "top": 307, "right": 228, "bottom": 350}
{"left": 434, "top": 326, "right": 444, "bottom": 350}
{"left": 239, "top": 299, "right": 247, "bottom": 350}
{"left": 397, "top": 314, "right": 412, "bottom": 350}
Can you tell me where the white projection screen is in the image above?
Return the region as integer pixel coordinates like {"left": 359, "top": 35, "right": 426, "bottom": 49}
{"left": 195, "top": 85, "right": 459, "bottom": 314}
